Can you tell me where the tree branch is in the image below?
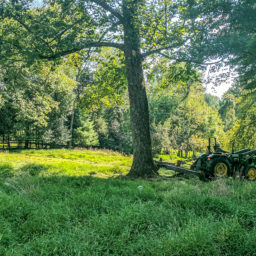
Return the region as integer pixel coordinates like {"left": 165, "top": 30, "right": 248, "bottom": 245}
{"left": 98, "top": 21, "right": 122, "bottom": 42}
{"left": 157, "top": 52, "right": 223, "bottom": 66}
{"left": 89, "top": 0, "right": 125, "bottom": 24}
{"left": 141, "top": 46, "right": 174, "bottom": 59}
{"left": 38, "top": 41, "right": 125, "bottom": 59}
{"left": 10, "top": 14, "right": 55, "bottom": 56}
{"left": 141, "top": 37, "right": 191, "bottom": 59}
{"left": 49, "top": 17, "right": 86, "bottom": 44}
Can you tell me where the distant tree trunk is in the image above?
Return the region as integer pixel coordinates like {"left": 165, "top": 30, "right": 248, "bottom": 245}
{"left": 2, "top": 135, "right": 4, "bottom": 149}
{"left": 7, "top": 135, "right": 10, "bottom": 150}
{"left": 25, "top": 124, "right": 30, "bottom": 149}
{"left": 18, "top": 138, "right": 22, "bottom": 148}
{"left": 36, "top": 130, "right": 39, "bottom": 149}
{"left": 69, "top": 100, "right": 76, "bottom": 149}
{"left": 123, "top": 1, "right": 156, "bottom": 177}
{"left": 25, "top": 140, "right": 29, "bottom": 149}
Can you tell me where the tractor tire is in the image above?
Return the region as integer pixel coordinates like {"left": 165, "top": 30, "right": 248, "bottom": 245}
{"left": 208, "top": 158, "right": 232, "bottom": 178}
{"left": 245, "top": 165, "right": 256, "bottom": 181}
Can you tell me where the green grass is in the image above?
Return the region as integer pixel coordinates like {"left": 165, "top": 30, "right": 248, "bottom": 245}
{"left": 0, "top": 149, "right": 131, "bottom": 178}
{"left": 1, "top": 149, "right": 256, "bottom": 255}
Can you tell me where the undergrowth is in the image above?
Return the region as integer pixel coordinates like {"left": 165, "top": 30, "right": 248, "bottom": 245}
{"left": 0, "top": 149, "right": 256, "bottom": 255}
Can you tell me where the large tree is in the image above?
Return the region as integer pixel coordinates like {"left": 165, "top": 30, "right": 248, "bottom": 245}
{"left": 1, "top": 0, "right": 204, "bottom": 177}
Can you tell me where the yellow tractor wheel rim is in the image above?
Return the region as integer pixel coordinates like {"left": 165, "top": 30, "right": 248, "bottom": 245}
{"left": 214, "top": 162, "right": 228, "bottom": 177}
{"left": 247, "top": 168, "right": 256, "bottom": 181}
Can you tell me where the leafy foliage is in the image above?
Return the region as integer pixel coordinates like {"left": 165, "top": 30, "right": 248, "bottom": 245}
{"left": 74, "top": 117, "right": 99, "bottom": 147}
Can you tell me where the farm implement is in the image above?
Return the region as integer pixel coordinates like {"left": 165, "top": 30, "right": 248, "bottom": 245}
{"left": 155, "top": 137, "right": 256, "bottom": 181}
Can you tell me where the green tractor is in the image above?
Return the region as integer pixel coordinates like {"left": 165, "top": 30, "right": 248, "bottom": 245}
{"left": 190, "top": 137, "right": 256, "bottom": 180}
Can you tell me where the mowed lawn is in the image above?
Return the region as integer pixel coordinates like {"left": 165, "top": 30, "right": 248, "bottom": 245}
{"left": 1, "top": 149, "right": 256, "bottom": 256}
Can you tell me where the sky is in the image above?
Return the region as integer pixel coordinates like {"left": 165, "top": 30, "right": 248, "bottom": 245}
{"left": 205, "top": 82, "right": 232, "bottom": 98}
{"left": 203, "top": 64, "right": 236, "bottom": 98}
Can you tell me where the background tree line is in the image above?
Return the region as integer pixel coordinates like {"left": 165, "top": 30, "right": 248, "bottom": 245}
{"left": 0, "top": 46, "right": 232, "bottom": 156}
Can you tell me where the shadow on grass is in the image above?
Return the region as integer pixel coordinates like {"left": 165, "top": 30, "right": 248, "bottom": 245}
{"left": 0, "top": 163, "right": 49, "bottom": 178}
{"left": 0, "top": 163, "right": 14, "bottom": 178}
{"left": 20, "top": 163, "right": 49, "bottom": 176}
{"left": 0, "top": 160, "right": 202, "bottom": 182}
{"left": 4, "top": 148, "right": 35, "bottom": 154}
{"left": 7, "top": 148, "right": 56, "bottom": 154}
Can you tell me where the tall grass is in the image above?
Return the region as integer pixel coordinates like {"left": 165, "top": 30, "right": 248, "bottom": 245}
{"left": 0, "top": 149, "right": 256, "bottom": 255}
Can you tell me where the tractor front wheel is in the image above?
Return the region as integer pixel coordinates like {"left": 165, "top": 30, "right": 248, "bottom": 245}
{"left": 209, "top": 158, "right": 231, "bottom": 178}
{"left": 246, "top": 166, "right": 256, "bottom": 181}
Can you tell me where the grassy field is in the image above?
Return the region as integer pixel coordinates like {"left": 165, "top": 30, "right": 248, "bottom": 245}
{"left": 1, "top": 149, "right": 256, "bottom": 255}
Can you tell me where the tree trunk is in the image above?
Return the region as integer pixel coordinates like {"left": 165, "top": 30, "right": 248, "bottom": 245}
{"left": 25, "top": 124, "right": 29, "bottom": 149}
{"left": 123, "top": 1, "right": 157, "bottom": 177}
{"left": 36, "top": 130, "right": 39, "bottom": 149}
{"left": 68, "top": 99, "right": 76, "bottom": 149}
{"left": 18, "top": 139, "right": 22, "bottom": 148}
{"left": 7, "top": 135, "right": 10, "bottom": 150}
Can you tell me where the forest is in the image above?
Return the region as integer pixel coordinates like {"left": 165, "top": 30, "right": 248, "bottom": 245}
{"left": 1, "top": 48, "right": 227, "bottom": 155}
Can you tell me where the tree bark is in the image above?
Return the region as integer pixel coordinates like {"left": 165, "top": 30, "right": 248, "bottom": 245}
{"left": 7, "top": 134, "right": 10, "bottom": 150}
{"left": 25, "top": 123, "right": 30, "bottom": 149}
{"left": 123, "top": 1, "right": 157, "bottom": 177}
{"left": 2, "top": 134, "right": 5, "bottom": 149}
{"left": 68, "top": 99, "right": 76, "bottom": 149}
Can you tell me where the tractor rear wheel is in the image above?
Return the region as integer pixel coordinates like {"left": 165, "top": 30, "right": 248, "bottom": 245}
{"left": 246, "top": 166, "right": 256, "bottom": 181}
{"left": 209, "top": 158, "right": 231, "bottom": 178}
